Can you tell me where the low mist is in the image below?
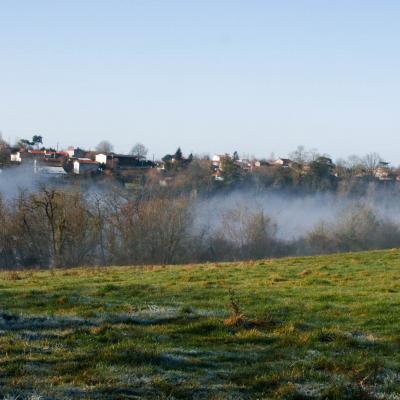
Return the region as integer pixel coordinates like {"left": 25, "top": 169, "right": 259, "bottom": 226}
{"left": 2, "top": 181, "right": 400, "bottom": 269}
{"left": 193, "top": 189, "right": 400, "bottom": 240}
{"left": 0, "top": 165, "right": 51, "bottom": 199}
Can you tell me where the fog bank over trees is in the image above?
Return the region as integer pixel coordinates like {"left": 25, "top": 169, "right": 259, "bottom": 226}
{"left": 1, "top": 183, "right": 400, "bottom": 269}
{"left": 193, "top": 189, "right": 400, "bottom": 240}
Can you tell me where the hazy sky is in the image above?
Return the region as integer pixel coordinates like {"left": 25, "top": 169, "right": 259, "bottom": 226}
{"left": 1, "top": 1, "right": 399, "bottom": 162}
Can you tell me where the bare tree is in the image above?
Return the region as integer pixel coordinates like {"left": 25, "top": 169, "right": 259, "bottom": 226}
{"left": 361, "top": 152, "right": 383, "bottom": 176}
{"left": 96, "top": 140, "right": 114, "bottom": 153}
{"left": 0, "top": 195, "right": 16, "bottom": 268}
{"left": 87, "top": 194, "right": 107, "bottom": 265}
{"left": 137, "top": 197, "right": 192, "bottom": 264}
{"left": 289, "top": 145, "right": 310, "bottom": 165}
{"left": 130, "top": 143, "right": 148, "bottom": 159}
{"left": 335, "top": 155, "right": 364, "bottom": 179}
{"left": 0, "top": 133, "right": 10, "bottom": 166}
{"left": 30, "top": 189, "right": 67, "bottom": 268}
{"left": 217, "top": 205, "right": 277, "bottom": 260}
{"left": 14, "top": 190, "right": 51, "bottom": 267}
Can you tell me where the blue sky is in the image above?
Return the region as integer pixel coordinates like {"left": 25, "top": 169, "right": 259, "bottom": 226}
{"left": 1, "top": 1, "right": 399, "bottom": 162}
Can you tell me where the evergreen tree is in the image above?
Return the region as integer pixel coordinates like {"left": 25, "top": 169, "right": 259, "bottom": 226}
{"left": 174, "top": 147, "right": 183, "bottom": 161}
{"left": 32, "top": 135, "right": 43, "bottom": 148}
{"left": 221, "top": 156, "right": 241, "bottom": 186}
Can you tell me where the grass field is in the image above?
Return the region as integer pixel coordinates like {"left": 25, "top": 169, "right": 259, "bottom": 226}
{"left": 1, "top": 250, "right": 400, "bottom": 399}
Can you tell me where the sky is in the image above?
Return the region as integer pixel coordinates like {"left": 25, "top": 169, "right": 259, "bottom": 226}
{"left": 1, "top": 1, "right": 400, "bottom": 162}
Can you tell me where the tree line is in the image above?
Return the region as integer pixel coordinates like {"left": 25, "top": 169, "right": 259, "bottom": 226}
{"left": 1, "top": 186, "right": 400, "bottom": 270}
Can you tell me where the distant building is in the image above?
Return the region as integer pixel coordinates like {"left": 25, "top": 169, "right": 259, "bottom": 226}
{"left": 212, "top": 154, "right": 223, "bottom": 168}
{"left": 271, "top": 158, "right": 293, "bottom": 168}
{"left": 95, "top": 153, "right": 154, "bottom": 170}
{"left": 36, "top": 165, "right": 68, "bottom": 177}
{"left": 73, "top": 159, "right": 99, "bottom": 175}
{"left": 235, "top": 159, "right": 253, "bottom": 171}
{"left": 212, "top": 154, "right": 232, "bottom": 170}
{"left": 10, "top": 149, "right": 66, "bottom": 164}
{"left": 66, "top": 147, "right": 86, "bottom": 158}
{"left": 375, "top": 162, "right": 392, "bottom": 181}
{"left": 253, "top": 160, "right": 271, "bottom": 168}
{"left": 95, "top": 153, "right": 109, "bottom": 165}
{"left": 10, "top": 152, "right": 22, "bottom": 163}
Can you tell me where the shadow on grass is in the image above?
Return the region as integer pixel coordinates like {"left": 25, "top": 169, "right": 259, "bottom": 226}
{"left": 0, "top": 311, "right": 95, "bottom": 331}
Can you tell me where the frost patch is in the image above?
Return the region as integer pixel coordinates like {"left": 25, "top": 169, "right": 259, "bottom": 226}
{"left": 160, "top": 352, "right": 192, "bottom": 366}
{"left": 294, "top": 382, "right": 327, "bottom": 397}
{"left": 2, "top": 394, "right": 43, "bottom": 400}
{"left": 305, "top": 349, "right": 321, "bottom": 359}
{"left": 102, "top": 305, "right": 182, "bottom": 325}
{"left": 102, "top": 305, "right": 219, "bottom": 325}
{"left": 347, "top": 331, "right": 378, "bottom": 344}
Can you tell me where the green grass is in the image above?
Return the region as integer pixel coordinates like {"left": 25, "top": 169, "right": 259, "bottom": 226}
{"left": 1, "top": 250, "right": 400, "bottom": 399}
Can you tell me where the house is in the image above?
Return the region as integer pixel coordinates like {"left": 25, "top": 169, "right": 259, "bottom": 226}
{"left": 213, "top": 155, "right": 269, "bottom": 172}
{"left": 235, "top": 159, "right": 253, "bottom": 171}
{"left": 10, "top": 151, "right": 22, "bottom": 162}
{"left": 253, "top": 160, "right": 271, "bottom": 168}
{"left": 271, "top": 158, "right": 293, "bottom": 168}
{"left": 10, "top": 149, "right": 47, "bottom": 163}
{"left": 66, "top": 147, "right": 87, "bottom": 158}
{"left": 10, "top": 149, "right": 46, "bottom": 163}
{"left": 95, "top": 153, "right": 109, "bottom": 165}
{"left": 73, "top": 159, "right": 99, "bottom": 175}
{"left": 375, "top": 162, "right": 392, "bottom": 181}
{"left": 212, "top": 155, "right": 223, "bottom": 169}
{"left": 212, "top": 154, "right": 232, "bottom": 170}
{"left": 10, "top": 148, "right": 66, "bottom": 164}
{"left": 95, "top": 153, "right": 154, "bottom": 170}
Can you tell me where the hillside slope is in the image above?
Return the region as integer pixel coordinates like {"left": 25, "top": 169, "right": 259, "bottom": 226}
{"left": 1, "top": 250, "right": 400, "bottom": 399}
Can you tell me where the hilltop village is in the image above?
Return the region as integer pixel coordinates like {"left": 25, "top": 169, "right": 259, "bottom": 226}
{"left": 1, "top": 135, "right": 399, "bottom": 193}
